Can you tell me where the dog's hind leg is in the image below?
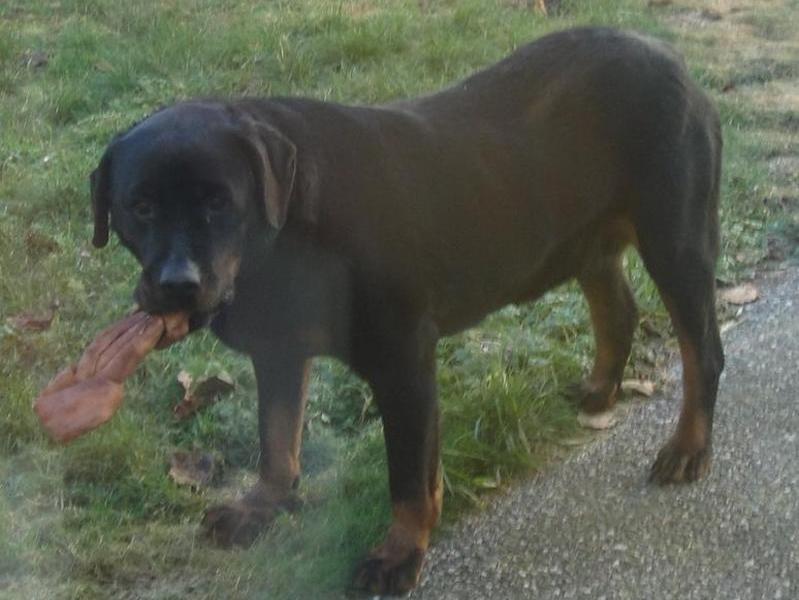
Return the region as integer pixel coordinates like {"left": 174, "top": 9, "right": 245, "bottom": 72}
{"left": 640, "top": 242, "right": 723, "bottom": 483}
{"left": 575, "top": 225, "right": 638, "bottom": 429}
{"left": 633, "top": 125, "right": 724, "bottom": 483}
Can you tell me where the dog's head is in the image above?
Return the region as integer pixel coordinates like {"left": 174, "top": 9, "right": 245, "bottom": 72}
{"left": 90, "top": 102, "right": 297, "bottom": 320}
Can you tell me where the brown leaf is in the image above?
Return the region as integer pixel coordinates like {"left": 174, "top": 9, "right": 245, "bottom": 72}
{"left": 7, "top": 310, "right": 54, "bottom": 332}
{"left": 173, "top": 371, "right": 234, "bottom": 419}
{"left": 25, "top": 230, "right": 59, "bottom": 258}
{"left": 168, "top": 450, "right": 218, "bottom": 488}
{"left": 621, "top": 379, "right": 655, "bottom": 397}
{"left": 195, "top": 373, "right": 235, "bottom": 397}
{"left": 719, "top": 283, "right": 759, "bottom": 305}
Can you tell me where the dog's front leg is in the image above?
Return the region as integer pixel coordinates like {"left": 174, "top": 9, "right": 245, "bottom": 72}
{"left": 203, "top": 347, "right": 309, "bottom": 547}
{"left": 353, "top": 317, "right": 442, "bottom": 595}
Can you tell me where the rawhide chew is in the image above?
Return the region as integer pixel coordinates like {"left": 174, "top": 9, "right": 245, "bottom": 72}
{"left": 34, "top": 311, "right": 189, "bottom": 443}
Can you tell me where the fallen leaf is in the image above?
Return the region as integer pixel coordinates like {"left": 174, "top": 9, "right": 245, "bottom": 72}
{"left": 168, "top": 450, "right": 218, "bottom": 488}
{"left": 577, "top": 410, "right": 617, "bottom": 430}
{"left": 719, "top": 283, "right": 759, "bottom": 305}
{"left": 25, "top": 230, "right": 59, "bottom": 258}
{"left": 621, "top": 379, "right": 655, "bottom": 397}
{"left": 173, "top": 370, "right": 234, "bottom": 419}
{"left": 557, "top": 435, "right": 592, "bottom": 447}
{"left": 7, "top": 310, "right": 54, "bottom": 332}
{"left": 177, "top": 369, "right": 193, "bottom": 390}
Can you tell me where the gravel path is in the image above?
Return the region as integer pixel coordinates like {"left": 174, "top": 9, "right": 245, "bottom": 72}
{"left": 413, "top": 267, "right": 799, "bottom": 599}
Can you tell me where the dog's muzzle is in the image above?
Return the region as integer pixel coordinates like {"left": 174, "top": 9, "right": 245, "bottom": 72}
{"left": 159, "top": 256, "right": 201, "bottom": 300}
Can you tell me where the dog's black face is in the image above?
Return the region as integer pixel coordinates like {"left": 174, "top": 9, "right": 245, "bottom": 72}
{"left": 90, "top": 102, "right": 298, "bottom": 322}
{"left": 109, "top": 124, "right": 253, "bottom": 318}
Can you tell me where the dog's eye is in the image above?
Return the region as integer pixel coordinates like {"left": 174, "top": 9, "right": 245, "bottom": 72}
{"left": 207, "top": 195, "right": 229, "bottom": 214}
{"left": 132, "top": 201, "right": 155, "bottom": 221}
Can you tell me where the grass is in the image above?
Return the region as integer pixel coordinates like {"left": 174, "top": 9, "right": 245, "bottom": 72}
{"left": 1, "top": 0, "right": 796, "bottom": 597}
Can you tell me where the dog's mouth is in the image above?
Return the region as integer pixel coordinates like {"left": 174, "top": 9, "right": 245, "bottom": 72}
{"left": 135, "top": 279, "right": 235, "bottom": 331}
{"left": 185, "top": 287, "right": 235, "bottom": 331}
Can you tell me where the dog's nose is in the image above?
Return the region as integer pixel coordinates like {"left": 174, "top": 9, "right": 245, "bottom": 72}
{"left": 159, "top": 257, "right": 201, "bottom": 297}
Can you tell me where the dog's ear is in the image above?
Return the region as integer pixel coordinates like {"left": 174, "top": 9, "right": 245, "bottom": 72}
{"left": 90, "top": 150, "right": 113, "bottom": 248}
{"left": 244, "top": 122, "right": 298, "bottom": 231}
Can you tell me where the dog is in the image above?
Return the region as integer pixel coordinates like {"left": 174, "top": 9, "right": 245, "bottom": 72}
{"left": 90, "top": 27, "right": 723, "bottom": 595}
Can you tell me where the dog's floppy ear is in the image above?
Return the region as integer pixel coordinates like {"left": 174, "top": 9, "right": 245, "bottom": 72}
{"left": 243, "top": 122, "right": 298, "bottom": 231}
{"left": 90, "top": 150, "right": 113, "bottom": 248}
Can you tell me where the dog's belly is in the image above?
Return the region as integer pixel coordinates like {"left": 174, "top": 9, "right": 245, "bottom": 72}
{"left": 427, "top": 234, "right": 585, "bottom": 335}
{"left": 427, "top": 213, "right": 633, "bottom": 336}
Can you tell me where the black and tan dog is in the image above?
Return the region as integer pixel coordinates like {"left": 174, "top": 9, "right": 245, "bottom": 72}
{"left": 90, "top": 27, "right": 723, "bottom": 595}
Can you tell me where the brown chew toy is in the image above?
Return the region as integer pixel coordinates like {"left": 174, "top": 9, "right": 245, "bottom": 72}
{"left": 34, "top": 311, "right": 189, "bottom": 444}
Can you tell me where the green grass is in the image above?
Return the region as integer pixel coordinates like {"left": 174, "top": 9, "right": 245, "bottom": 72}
{"left": 1, "top": 0, "right": 795, "bottom": 597}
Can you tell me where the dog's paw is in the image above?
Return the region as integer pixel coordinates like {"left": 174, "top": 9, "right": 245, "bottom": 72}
{"left": 352, "top": 545, "right": 425, "bottom": 596}
{"left": 202, "top": 501, "right": 276, "bottom": 547}
{"left": 202, "top": 487, "right": 302, "bottom": 548}
{"left": 571, "top": 380, "right": 618, "bottom": 415}
{"left": 650, "top": 439, "right": 712, "bottom": 484}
